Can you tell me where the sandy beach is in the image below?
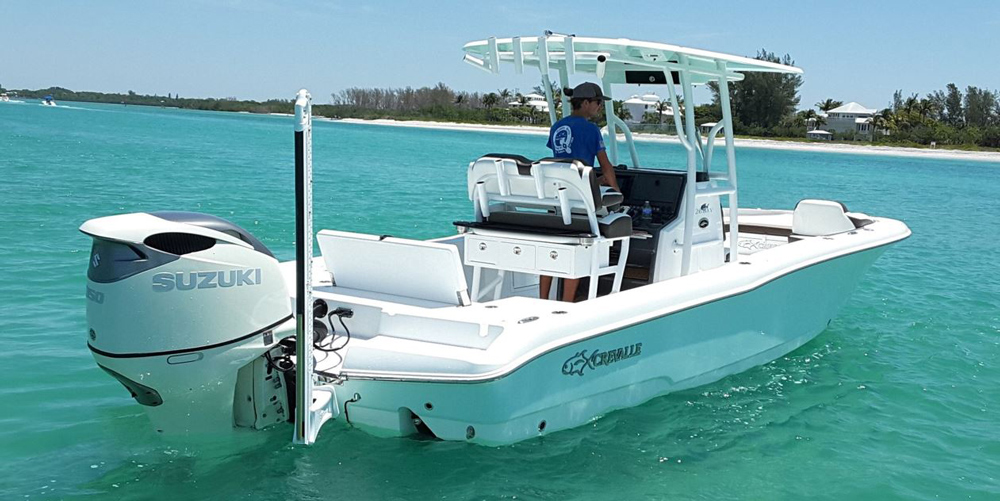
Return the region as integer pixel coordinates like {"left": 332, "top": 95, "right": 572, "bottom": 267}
{"left": 333, "top": 118, "right": 1000, "bottom": 163}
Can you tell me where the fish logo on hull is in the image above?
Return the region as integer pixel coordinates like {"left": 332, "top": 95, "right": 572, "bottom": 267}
{"left": 561, "top": 343, "right": 643, "bottom": 376}
{"left": 151, "top": 268, "right": 262, "bottom": 292}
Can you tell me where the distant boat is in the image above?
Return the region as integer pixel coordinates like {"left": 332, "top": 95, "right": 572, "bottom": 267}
{"left": 41, "top": 95, "right": 57, "bottom": 106}
{"left": 1, "top": 91, "right": 26, "bottom": 104}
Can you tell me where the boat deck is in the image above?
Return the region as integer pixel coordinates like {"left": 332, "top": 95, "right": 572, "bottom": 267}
{"left": 275, "top": 211, "right": 907, "bottom": 383}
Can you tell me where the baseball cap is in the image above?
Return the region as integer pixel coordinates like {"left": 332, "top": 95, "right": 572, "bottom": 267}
{"left": 565, "top": 82, "right": 611, "bottom": 101}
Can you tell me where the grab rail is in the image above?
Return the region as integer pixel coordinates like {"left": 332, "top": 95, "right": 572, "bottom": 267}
{"left": 608, "top": 115, "right": 641, "bottom": 168}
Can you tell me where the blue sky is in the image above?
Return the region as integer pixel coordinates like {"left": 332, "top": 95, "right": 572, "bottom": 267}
{"left": 2, "top": 0, "right": 998, "bottom": 110}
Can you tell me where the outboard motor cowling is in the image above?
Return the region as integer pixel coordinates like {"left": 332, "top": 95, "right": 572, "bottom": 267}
{"left": 81, "top": 212, "right": 293, "bottom": 435}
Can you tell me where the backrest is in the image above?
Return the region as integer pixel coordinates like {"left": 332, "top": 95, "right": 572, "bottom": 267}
{"left": 481, "top": 153, "right": 533, "bottom": 174}
{"left": 317, "top": 230, "right": 471, "bottom": 306}
{"left": 535, "top": 157, "right": 602, "bottom": 209}
{"left": 467, "top": 155, "right": 602, "bottom": 213}
{"left": 791, "top": 199, "right": 855, "bottom": 236}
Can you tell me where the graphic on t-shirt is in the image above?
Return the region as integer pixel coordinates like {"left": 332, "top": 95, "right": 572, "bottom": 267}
{"left": 552, "top": 125, "right": 573, "bottom": 154}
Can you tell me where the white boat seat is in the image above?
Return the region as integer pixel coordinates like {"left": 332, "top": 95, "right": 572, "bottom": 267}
{"left": 472, "top": 155, "right": 624, "bottom": 209}
{"left": 461, "top": 154, "right": 632, "bottom": 301}
{"left": 317, "top": 230, "right": 471, "bottom": 306}
{"left": 792, "top": 199, "right": 856, "bottom": 237}
{"left": 458, "top": 155, "right": 632, "bottom": 239}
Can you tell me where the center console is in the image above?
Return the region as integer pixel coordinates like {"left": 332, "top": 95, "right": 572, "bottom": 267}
{"left": 610, "top": 167, "right": 708, "bottom": 289}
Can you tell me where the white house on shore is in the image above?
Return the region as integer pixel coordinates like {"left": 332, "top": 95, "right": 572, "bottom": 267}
{"left": 806, "top": 129, "right": 833, "bottom": 141}
{"left": 507, "top": 92, "right": 551, "bottom": 113}
{"left": 824, "top": 102, "right": 877, "bottom": 137}
{"left": 622, "top": 93, "right": 672, "bottom": 124}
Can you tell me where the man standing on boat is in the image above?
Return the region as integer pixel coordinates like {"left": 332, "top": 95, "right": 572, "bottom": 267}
{"left": 546, "top": 82, "right": 620, "bottom": 191}
{"left": 541, "top": 82, "right": 621, "bottom": 302}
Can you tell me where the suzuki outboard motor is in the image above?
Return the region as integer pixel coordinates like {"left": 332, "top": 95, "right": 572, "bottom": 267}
{"left": 81, "top": 212, "right": 294, "bottom": 435}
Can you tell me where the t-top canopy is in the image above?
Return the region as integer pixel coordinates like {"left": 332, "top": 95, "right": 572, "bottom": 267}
{"left": 463, "top": 35, "right": 800, "bottom": 273}
{"left": 463, "top": 35, "right": 802, "bottom": 85}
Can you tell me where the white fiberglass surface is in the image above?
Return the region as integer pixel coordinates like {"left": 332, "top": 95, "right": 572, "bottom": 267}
{"left": 296, "top": 217, "right": 907, "bottom": 380}
{"left": 462, "top": 36, "right": 802, "bottom": 75}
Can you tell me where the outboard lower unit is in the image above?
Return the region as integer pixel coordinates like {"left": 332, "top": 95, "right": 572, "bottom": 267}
{"left": 81, "top": 212, "right": 296, "bottom": 435}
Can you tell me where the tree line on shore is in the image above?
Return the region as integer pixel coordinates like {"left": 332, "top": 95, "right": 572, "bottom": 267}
{"left": 2, "top": 86, "right": 297, "bottom": 114}
{"left": 328, "top": 83, "right": 549, "bottom": 124}
{"left": 4, "top": 60, "right": 998, "bottom": 149}
{"left": 864, "top": 86, "right": 1000, "bottom": 147}
{"left": 702, "top": 50, "right": 1000, "bottom": 148}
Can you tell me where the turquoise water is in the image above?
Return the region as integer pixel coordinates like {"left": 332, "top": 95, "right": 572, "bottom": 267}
{"left": 1, "top": 100, "right": 998, "bottom": 500}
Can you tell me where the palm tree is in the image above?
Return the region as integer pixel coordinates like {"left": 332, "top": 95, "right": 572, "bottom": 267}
{"left": 815, "top": 99, "right": 843, "bottom": 113}
{"left": 612, "top": 100, "right": 631, "bottom": 122}
{"left": 870, "top": 108, "right": 894, "bottom": 142}
{"left": 497, "top": 88, "right": 512, "bottom": 105}
{"left": 532, "top": 82, "right": 562, "bottom": 103}
{"left": 799, "top": 109, "right": 824, "bottom": 130}
{"left": 916, "top": 98, "right": 938, "bottom": 120}
{"left": 482, "top": 93, "right": 499, "bottom": 109}
{"left": 529, "top": 106, "right": 545, "bottom": 125}
{"left": 655, "top": 100, "right": 671, "bottom": 125}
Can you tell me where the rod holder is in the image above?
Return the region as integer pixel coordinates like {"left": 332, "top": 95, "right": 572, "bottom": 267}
{"left": 557, "top": 187, "right": 572, "bottom": 225}
{"left": 531, "top": 163, "right": 546, "bottom": 198}
{"left": 596, "top": 54, "right": 607, "bottom": 79}
{"left": 476, "top": 182, "right": 491, "bottom": 217}
{"left": 494, "top": 159, "right": 510, "bottom": 196}
{"left": 462, "top": 54, "right": 492, "bottom": 74}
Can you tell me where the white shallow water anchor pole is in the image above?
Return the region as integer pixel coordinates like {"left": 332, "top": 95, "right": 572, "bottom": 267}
{"left": 293, "top": 89, "right": 338, "bottom": 445}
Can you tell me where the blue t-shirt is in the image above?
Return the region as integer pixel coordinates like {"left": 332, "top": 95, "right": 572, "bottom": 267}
{"left": 546, "top": 115, "right": 605, "bottom": 166}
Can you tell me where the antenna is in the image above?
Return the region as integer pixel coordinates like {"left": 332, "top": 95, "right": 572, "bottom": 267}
{"left": 292, "top": 89, "right": 338, "bottom": 445}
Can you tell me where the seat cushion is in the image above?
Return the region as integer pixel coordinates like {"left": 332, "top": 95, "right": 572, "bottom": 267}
{"left": 597, "top": 212, "right": 632, "bottom": 239}
{"left": 487, "top": 212, "right": 592, "bottom": 234}
{"left": 600, "top": 187, "right": 624, "bottom": 208}
{"left": 480, "top": 154, "right": 534, "bottom": 175}
{"left": 472, "top": 211, "right": 632, "bottom": 239}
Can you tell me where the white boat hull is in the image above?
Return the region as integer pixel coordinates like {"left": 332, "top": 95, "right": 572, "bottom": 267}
{"left": 332, "top": 245, "right": 885, "bottom": 444}
{"left": 80, "top": 204, "right": 907, "bottom": 445}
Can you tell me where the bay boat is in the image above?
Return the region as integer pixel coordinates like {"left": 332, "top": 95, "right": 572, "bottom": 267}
{"left": 41, "top": 95, "right": 57, "bottom": 106}
{"left": 81, "top": 34, "right": 910, "bottom": 445}
{"left": 0, "top": 93, "right": 9, "bottom": 102}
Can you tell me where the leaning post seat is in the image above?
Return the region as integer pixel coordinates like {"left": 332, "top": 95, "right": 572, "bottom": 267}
{"left": 791, "top": 199, "right": 873, "bottom": 237}
{"left": 455, "top": 155, "right": 632, "bottom": 301}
